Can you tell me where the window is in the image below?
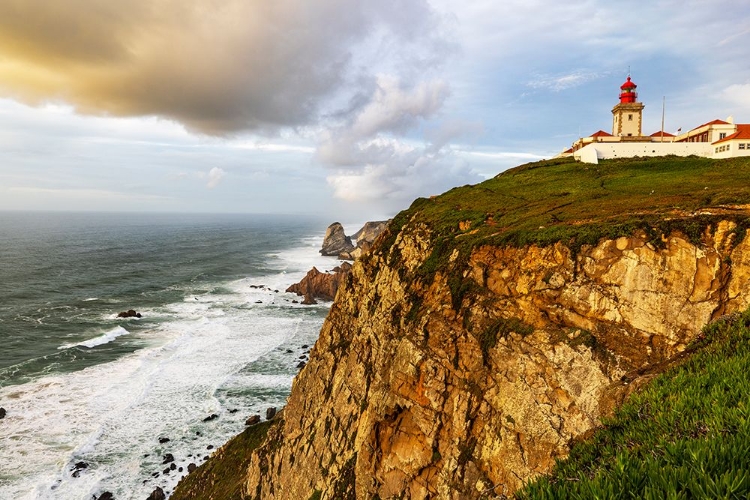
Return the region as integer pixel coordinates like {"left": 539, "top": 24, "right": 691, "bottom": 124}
{"left": 628, "top": 114, "right": 633, "bottom": 121}
{"left": 719, "top": 132, "right": 727, "bottom": 139}
{"left": 716, "top": 147, "right": 720, "bottom": 153}
{"left": 741, "top": 143, "right": 747, "bottom": 150}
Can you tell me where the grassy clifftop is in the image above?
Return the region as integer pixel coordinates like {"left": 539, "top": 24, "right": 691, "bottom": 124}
{"left": 379, "top": 156, "right": 750, "bottom": 275}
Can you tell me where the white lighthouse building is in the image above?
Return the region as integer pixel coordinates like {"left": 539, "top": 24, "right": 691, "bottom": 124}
{"left": 565, "top": 76, "right": 750, "bottom": 164}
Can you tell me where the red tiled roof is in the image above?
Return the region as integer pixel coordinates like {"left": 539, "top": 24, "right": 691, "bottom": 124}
{"left": 590, "top": 130, "right": 613, "bottom": 137}
{"left": 690, "top": 119, "right": 730, "bottom": 131}
{"left": 713, "top": 124, "right": 750, "bottom": 144}
{"left": 650, "top": 131, "right": 675, "bottom": 137}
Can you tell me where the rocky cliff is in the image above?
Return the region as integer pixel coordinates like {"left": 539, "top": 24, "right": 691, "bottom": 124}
{"left": 242, "top": 218, "right": 750, "bottom": 499}
{"left": 171, "top": 156, "right": 750, "bottom": 500}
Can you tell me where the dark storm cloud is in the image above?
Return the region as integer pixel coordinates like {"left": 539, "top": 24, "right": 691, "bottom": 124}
{"left": 0, "top": 0, "right": 447, "bottom": 134}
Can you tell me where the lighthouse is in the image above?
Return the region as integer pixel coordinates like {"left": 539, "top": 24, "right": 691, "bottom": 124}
{"left": 611, "top": 76, "right": 645, "bottom": 137}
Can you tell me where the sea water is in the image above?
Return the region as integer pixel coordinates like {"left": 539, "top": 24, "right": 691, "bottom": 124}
{"left": 0, "top": 212, "right": 343, "bottom": 499}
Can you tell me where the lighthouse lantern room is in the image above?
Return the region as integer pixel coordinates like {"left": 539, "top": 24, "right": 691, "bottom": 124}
{"left": 611, "top": 76, "right": 645, "bottom": 137}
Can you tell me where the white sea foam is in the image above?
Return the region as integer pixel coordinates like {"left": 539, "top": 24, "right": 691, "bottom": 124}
{"left": 59, "top": 326, "right": 131, "bottom": 349}
{"left": 0, "top": 232, "right": 332, "bottom": 499}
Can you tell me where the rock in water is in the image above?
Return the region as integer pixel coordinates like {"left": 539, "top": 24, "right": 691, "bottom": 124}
{"left": 97, "top": 493, "right": 114, "bottom": 500}
{"left": 286, "top": 263, "right": 352, "bottom": 303}
{"left": 162, "top": 453, "right": 174, "bottom": 464}
{"left": 245, "top": 415, "right": 261, "bottom": 426}
{"left": 319, "top": 222, "right": 354, "bottom": 256}
{"left": 147, "top": 487, "right": 166, "bottom": 500}
{"left": 117, "top": 309, "right": 141, "bottom": 318}
{"left": 0, "top": 407, "right": 6, "bottom": 419}
{"left": 266, "top": 407, "right": 277, "bottom": 420}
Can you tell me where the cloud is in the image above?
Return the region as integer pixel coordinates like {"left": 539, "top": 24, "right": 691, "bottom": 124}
{"left": 316, "top": 77, "right": 450, "bottom": 165}
{"left": 527, "top": 70, "right": 606, "bottom": 92}
{"left": 326, "top": 151, "right": 481, "bottom": 205}
{"left": 721, "top": 83, "right": 750, "bottom": 110}
{"left": 0, "top": 0, "right": 448, "bottom": 135}
{"left": 206, "top": 167, "right": 226, "bottom": 189}
{"left": 8, "top": 186, "right": 171, "bottom": 202}
{"left": 312, "top": 74, "right": 484, "bottom": 207}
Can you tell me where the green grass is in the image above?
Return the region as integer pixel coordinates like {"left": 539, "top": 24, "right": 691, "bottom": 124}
{"left": 516, "top": 310, "right": 750, "bottom": 499}
{"left": 375, "top": 156, "right": 750, "bottom": 287}
{"left": 170, "top": 421, "right": 273, "bottom": 500}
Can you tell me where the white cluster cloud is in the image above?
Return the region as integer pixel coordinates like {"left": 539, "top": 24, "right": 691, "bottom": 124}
{"left": 206, "top": 167, "right": 226, "bottom": 189}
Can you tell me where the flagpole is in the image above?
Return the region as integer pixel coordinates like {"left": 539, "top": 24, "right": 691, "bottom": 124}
{"left": 661, "top": 96, "right": 665, "bottom": 142}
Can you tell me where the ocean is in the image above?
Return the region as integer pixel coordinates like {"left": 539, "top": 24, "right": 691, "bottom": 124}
{"left": 0, "top": 211, "right": 341, "bottom": 499}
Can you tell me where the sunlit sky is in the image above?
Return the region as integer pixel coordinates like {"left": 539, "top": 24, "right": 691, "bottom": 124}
{"left": 1, "top": 0, "right": 749, "bottom": 219}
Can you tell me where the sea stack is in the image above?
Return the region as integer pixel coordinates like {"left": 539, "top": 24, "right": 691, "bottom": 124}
{"left": 319, "top": 222, "right": 354, "bottom": 256}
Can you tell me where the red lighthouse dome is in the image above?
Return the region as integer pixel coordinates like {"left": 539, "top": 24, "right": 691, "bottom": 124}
{"left": 619, "top": 76, "right": 638, "bottom": 103}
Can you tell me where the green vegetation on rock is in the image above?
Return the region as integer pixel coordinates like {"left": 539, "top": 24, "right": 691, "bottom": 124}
{"left": 377, "top": 155, "right": 750, "bottom": 286}
{"left": 170, "top": 421, "right": 273, "bottom": 500}
{"left": 517, "top": 310, "right": 750, "bottom": 499}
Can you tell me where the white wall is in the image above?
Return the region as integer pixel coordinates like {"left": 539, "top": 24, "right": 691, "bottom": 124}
{"left": 574, "top": 142, "right": 712, "bottom": 164}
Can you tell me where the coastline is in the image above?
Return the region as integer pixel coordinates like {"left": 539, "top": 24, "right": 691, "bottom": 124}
{"left": 0, "top": 214, "right": 340, "bottom": 499}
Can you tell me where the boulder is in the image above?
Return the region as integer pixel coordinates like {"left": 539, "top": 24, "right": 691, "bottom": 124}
{"left": 162, "top": 453, "right": 174, "bottom": 464}
{"left": 71, "top": 461, "right": 88, "bottom": 477}
{"left": 0, "top": 407, "right": 5, "bottom": 419}
{"left": 97, "top": 493, "right": 114, "bottom": 500}
{"left": 147, "top": 487, "right": 166, "bottom": 500}
{"left": 319, "top": 222, "right": 354, "bottom": 256}
{"left": 202, "top": 413, "right": 218, "bottom": 422}
{"left": 158, "top": 437, "right": 170, "bottom": 444}
{"left": 187, "top": 463, "right": 197, "bottom": 472}
{"left": 286, "top": 262, "right": 352, "bottom": 303}
{"left": 245, "top": 415, "right": 261, "bottom": 426}
{"left": 266, "top": 407, "right": 277, "bottom": 420}
{"left": 117, "top": 309, "right": 141, "bottom": 318}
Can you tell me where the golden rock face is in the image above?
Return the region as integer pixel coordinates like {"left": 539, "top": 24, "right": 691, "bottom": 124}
{"left": 243, "top": 220, "right": 750, "bottom": 500}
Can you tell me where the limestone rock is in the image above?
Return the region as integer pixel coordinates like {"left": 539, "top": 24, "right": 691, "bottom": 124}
{"left": 320, "top": 222, "right": 354, "bottom": 256}
{"left": 286, "top": 263, "right": 352, "bottom": 302}
{"left": 352, "top": 220, "right": 390, "bottom": 245}
{"left": 241, "top": 221, "right": 750, "bottom": 499}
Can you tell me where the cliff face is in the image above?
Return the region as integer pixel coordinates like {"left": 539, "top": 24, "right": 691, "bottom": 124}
{"left": 243, "top": 217, "right": 750, "bottom": 499}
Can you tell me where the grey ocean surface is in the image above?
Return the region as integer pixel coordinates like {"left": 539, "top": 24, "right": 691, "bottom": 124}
{"left": 0, "top": 211, "right": 335, "bottom": 499}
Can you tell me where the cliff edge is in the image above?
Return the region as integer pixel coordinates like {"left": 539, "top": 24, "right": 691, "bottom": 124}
{"left": 173, "top": 156, "right": 750, "bottom": 499}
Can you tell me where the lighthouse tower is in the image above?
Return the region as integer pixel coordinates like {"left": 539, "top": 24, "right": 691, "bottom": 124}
{"left": 611, "top": 76, "right": 645, "bottom": 137}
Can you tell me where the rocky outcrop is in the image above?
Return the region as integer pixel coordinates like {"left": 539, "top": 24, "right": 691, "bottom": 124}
{"left": 147, "top": 487, "right": 166, "bottom": 500}
{"left": 320, "top": 222, "right": 355, "bottom": 256}
{"left": 242, "top": 219, "right": 750, "bottom": 499}
{"left": 340, "top": 221, "right": 390, "bottom": 260}
{"left": 353, "top": 220, "right": 390, "bottom": 244}
{"left": 286, "top": 263, "right": 352, "bottom": 304}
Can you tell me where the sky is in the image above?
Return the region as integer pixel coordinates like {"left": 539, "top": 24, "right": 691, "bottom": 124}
{"left": 1, "top": 0, "right": 749, "bottom": 219}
